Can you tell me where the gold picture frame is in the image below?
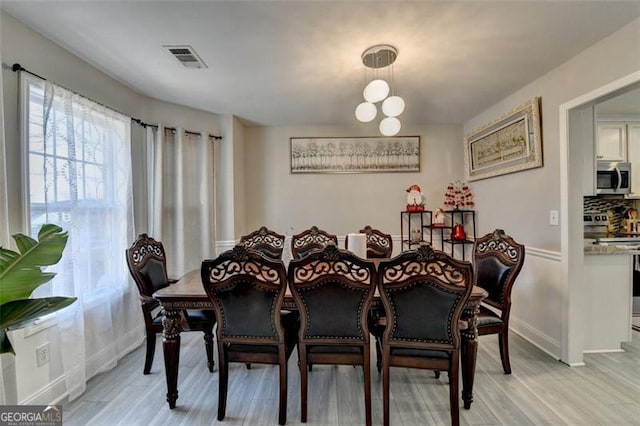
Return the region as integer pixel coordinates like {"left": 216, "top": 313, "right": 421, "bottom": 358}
{"left": 464, "top": 97, "right": 542, "bottom": 181}
{"left": 290, "top": 136, "right": 420, "bottom": 174}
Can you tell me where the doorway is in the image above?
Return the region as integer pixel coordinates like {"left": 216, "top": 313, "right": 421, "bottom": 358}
{"left": 561, "top": 71, "right": 640, "bottom": 365}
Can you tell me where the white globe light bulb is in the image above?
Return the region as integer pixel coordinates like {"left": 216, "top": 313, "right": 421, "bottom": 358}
{"left": 363, "top": 79, "right": 390, "bottom": 103}
{"left": 382, "top": 96, "right": 405, "bottom": 117}
{"left": 354, "top": 102, "right": 377, "bottom": 123}
{"left": 379, "top": 117, "right": 401, "bottom": 136}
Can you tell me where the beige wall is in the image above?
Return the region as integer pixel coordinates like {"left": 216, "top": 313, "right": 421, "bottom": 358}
{"left": 464, "top": 17, "right": 640, "bottom": 253}
{"left": 0, "top": 10, "right": 222, "bottom": 404}
{"left": 244, "top": 123, "right": 465, "bottom": 237}
{"left": 463, "top": 18, "right": 640, "bottom": 362}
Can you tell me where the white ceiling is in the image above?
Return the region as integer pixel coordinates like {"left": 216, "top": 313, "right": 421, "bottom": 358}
{"left": 2, "top": 1, "right": 639, "bottom": 127}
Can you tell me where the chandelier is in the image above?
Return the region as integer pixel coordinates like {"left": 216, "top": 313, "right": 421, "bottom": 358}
{"left": 354, "top": 44, "right": 405, "bottom": 136}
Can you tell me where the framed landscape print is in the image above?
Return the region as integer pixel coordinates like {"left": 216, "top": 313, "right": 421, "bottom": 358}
{"left": 290, "top": 136, "right": 420, "bottom": 174}
{"left": 464, "top": 97, "right": 542, "bottom": 181}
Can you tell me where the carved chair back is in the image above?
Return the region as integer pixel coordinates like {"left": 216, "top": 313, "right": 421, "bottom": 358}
{"left": 126, "top": 233, "right": 170, "bottom": 300}
{"left": 239, "top": 226, "right": 286, "bottom": 260}
{"left": 473, "top": 229, "right": 525, "bottom": 313}
{"left": 288, "top": 244, "right": 375, "bottom": 425}
{"left": 291, "top": 226, "right": 338, "bottom": 260}
{"left": 201, "top": 246, "right": 288, "bottom": 346}
{"left": 345, "top": 225, "right": 393, "bottom": 258}
{"left": 377, "top": 245, "right": 473, "bottom": 351}
{"left": 288, "top": 244, "right": 376, "bottom": 345}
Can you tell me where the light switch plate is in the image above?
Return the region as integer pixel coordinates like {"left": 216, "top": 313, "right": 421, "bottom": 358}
{"left": 550, "top": 210, "right": 559, "bottom": 226}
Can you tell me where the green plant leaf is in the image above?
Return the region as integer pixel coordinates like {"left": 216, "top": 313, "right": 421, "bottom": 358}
{"left": 0, "top": 224, "right": 68, "bottom": 305}
{"left": 0, "top": 297, "right": 77, "bottom": 354}
{"left": 0, "top": 331, "right": 13, "bottom": 354}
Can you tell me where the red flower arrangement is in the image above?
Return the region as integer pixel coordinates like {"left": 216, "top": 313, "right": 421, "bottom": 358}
{"left": 444, "top": 180, "right": 474, "bottom": 210}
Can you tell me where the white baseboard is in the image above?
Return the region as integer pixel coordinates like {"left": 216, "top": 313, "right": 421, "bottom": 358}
{"left": 19, "top": 375, "right": 67, "bottom": 405}
{"left": 511, "top": 314, "right": 561, "bottom": 361}
{"left": 583, "top": 348, "right": 625, "bottom": 354}
{"left": 20, "top": 328, "right": 144, "bottom": 405}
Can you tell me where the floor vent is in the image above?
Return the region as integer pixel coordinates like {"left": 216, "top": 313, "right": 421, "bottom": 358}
{"left": 164, "top": 45, "right": 207, "bottom": 69}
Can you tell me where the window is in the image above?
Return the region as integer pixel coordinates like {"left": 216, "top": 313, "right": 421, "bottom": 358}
{"left": 21, "top": 74, "right": 132, "bottom": 298}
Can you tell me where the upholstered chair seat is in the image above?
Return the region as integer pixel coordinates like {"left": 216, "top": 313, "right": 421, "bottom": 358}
{"left": 202, "top": 246, "right": 298, "bottom": 425}
{"left": 377, "top": 245, "right": 473, "bottom": 426}
{"left": 473, "top": 229, "right": 525, "bottom": 375}
{"left": 126, "top": 233, "right": 215, "bottom": 375}
{"left": 288, "top": 245, "right": 375, "bottom": 426}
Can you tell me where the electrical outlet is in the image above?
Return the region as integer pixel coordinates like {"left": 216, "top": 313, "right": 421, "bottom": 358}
{"left": 36, "top": 343, "right": 50, "bottom": 367}
{"left": 549, "top": 210, "right": 559, "bottom": 226}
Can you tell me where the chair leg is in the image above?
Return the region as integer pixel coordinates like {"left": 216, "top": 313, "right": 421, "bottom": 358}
{"left": 449, "top": 353, "right": 460, "bottom": 426}
{"left": 382, "top": 357, "right": 391, "bottom": 426}
{"left": 278, "top": 350, "right": 288, "bottom": 425}
{"left": 300, "top": 347, "right": 308, "bottom": 423}
{"left": 498, "top": 329, "right": 512, "bottom": 374}
{"left": 363, "top": 347, "right": 372, "bottom": 426}
{"left": 204, "top": 330, "right": 215, "bottom": 373}
{"left": 375, "top": 335, "right": 382, "bottom": 374}
{"left": 217, "top": 345, "right": 228, "bottom": 421}
{"left": 143, "top": 331, "right": 156, "bottom": 375}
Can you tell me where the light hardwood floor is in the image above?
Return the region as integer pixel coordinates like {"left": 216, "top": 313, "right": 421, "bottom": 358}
{"left": 62, "top": 330, "right": 640, "bottom": 425}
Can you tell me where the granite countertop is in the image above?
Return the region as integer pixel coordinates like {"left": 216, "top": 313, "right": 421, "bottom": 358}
{"left": 584, "top": 240, "right": 640, "bottom": 255}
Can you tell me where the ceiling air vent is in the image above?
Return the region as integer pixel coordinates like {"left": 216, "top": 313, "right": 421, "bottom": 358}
{"left": 164, "top": 45, "right": 207, "bottom": 69}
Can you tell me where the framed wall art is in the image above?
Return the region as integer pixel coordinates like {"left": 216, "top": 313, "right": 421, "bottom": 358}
{"left": 464, "top": 97, "right": 543, "bottom": 181}
{"left": 290, "top": 136, "right": 420, "bottom": 174}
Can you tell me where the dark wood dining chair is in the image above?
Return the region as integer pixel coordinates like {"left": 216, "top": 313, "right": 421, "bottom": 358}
{"left": 126, "top": 233, "right": 215, "bottom": 375}
{"left": 288, "top": 244, "right": 375, "bottom": 426}
{"left": 290, "top": 226, "right": 338, "bottom": 260}
{"left": 345, "top": 225, "right": 393, "bottom": 259}
{"left": 377, "top": 245, "right": 473, "bottom": 426}
{"left": 239, "top": 226, "right": 286, "bottom": 260}
{"left": 345, "top": 226, "right": 393, "bottom": 373}
{"left": 473, "top": 229, "right": 525, "bottom": 374}
{"left": 201, "top": 246, "right": 299, "bottom": 425}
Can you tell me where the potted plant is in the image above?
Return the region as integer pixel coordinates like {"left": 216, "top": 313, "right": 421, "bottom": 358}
{"left": 0, "top": 224, "right": 77, "bottom": 354}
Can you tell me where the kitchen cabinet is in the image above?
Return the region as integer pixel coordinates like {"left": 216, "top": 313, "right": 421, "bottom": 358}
{"left": 583, "top": 251, "right": 633, "bottom": 352}
{"left": 627, "top": 123, "right": 640, "bottom": 197}
{"left": 596, "top": 122, "right": 627, "bottom": 161}
{"left": 593, "top": 120, "right": 640, "bottom": 197}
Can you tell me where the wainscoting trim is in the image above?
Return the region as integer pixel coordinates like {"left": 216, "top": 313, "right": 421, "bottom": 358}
{"left": 215, "top": 240, "right": 236, "bottom": 255}
{"left": 526, "top": 246, "right": 562, "bottom": 261}
{"left": 20, "top": 375, "right": 67, "bottom": 405}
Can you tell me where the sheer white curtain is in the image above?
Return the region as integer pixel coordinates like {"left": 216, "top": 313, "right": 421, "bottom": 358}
{"left": 0, "top": 29, "right": 9, "bottom": 405}
{"left": 146, "top": 126, "right": 216, "bottom": 276}
{"left": 35, "top": 81, "right": 140, "bottom": 399}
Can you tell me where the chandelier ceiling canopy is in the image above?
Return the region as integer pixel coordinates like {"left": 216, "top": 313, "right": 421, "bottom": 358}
{"left": 355, "top": 44, "right": 405, "bottom": 136}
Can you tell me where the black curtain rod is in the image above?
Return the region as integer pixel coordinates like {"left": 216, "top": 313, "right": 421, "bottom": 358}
{"left": 12, "top": 63, "right": 222, "bottom": 140}
{"left": 132, "top": 119, "right": 222, "bottom": 140}
{"left": 11, "top": 63, "right": 132, "bottom": 120}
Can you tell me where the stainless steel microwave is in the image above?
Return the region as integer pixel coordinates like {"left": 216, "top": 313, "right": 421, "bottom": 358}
{"left": 596, "top": 161, "right": 631, "bottom": 195}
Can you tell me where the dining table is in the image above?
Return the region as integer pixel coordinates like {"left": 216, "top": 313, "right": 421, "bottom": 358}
{"left": 154, "top": 267, "right": 487, "bottom": 410}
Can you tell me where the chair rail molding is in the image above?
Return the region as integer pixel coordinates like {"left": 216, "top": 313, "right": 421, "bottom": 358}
{"left": 216, "top": 240, "right": 236, "bottom": 255}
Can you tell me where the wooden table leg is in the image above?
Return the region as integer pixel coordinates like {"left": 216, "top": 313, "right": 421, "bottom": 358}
{"left": 162, "top": 308, "right": 182, "bottom": 409}
{"left": 461, "top": 298, "right": 481, "bottom": 409}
